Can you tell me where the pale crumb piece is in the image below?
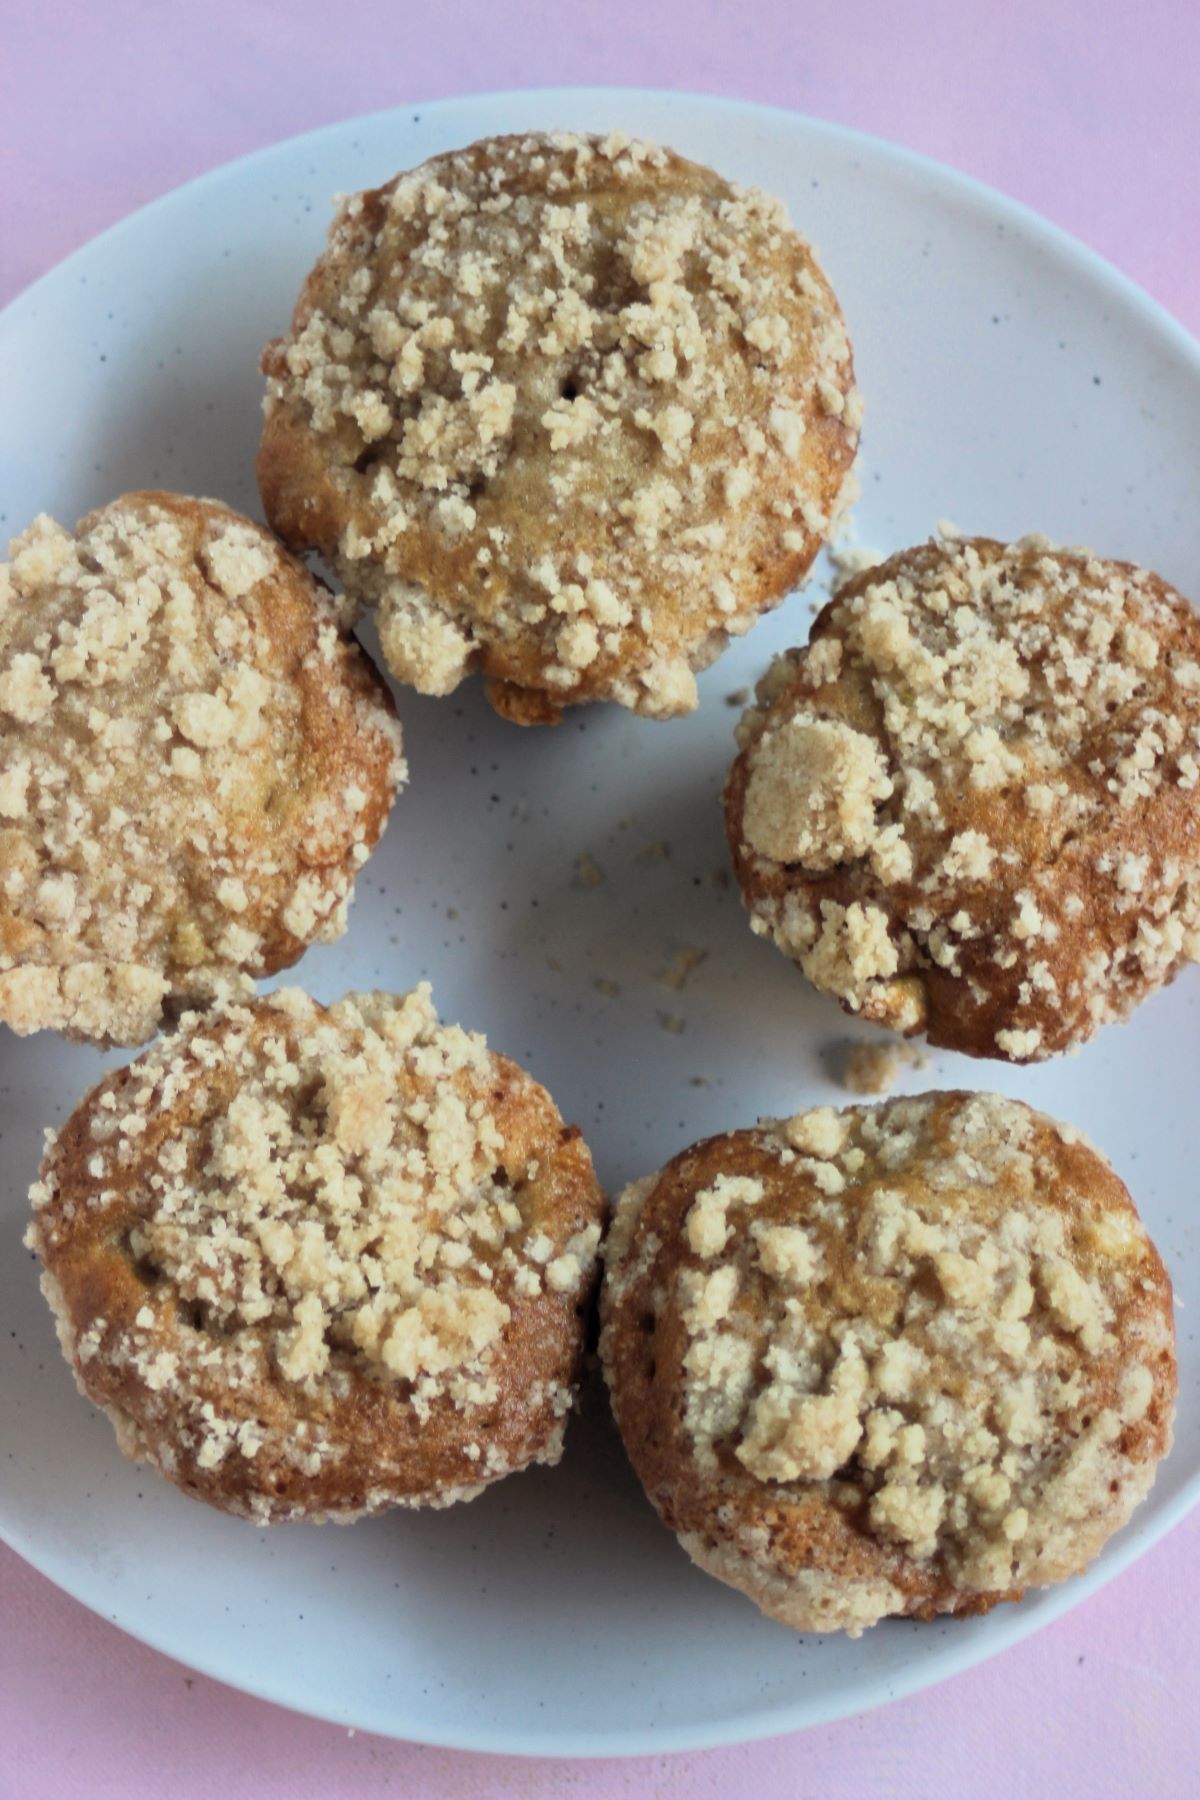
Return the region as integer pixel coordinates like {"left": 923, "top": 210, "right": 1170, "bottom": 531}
{"left": 593, "top": 977, "right": 621, "bottom": 998}
{"left": 686, "top": 1174, "right": 765, "bottom": 1258}
{"left": 782, "top": 1106, "right": 850, "bottom": 1157}
{"left": 743, "top": 712, "right": 891, "bottom": 869}
{"left": 546, "top": 1224, "right": 604, "bottom": 1296}
{"left": 376, "top": 579, "right": 473, "bottom": 697}
{"left": 995, "top": 1026, "right": 1044, "bottom": 1059}
{"left": 572, "top": 851, "right": 604, "bottom": 888}
{"left": 599, "top": 1174, "right": 661, "bottom": 1309}
{"left": 791, "top": 900, "right": 900, "bottom": 1010}
{"left": 752, "top": 1221, "right": 820, "bottom": 1283}
{"left": 659, "top": 1011, "right": 686, "bottom": 1035}
{"left": 827, "top": 541, "right": 885, "bottom": 585}
{"left": 0, "top": 654, "right": 55, "bottom": 723}
{"left": 739, "top": 1338, "right": 867, "bottom": 1482}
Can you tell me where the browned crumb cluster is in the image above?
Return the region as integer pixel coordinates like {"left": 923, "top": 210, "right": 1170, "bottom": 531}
{"left": 26, "top": 985, "right": 606, "bottom": 1522}
{"left": 725, "top": 535, "right": 1200, "bottom": 1061}
{"left": 600, "top": 1092, "right": 1175, "bottom": 1635}
{"left": 0, "top": 492, "right": 405, "bottom": 1048}
{"left": 258, "top": 130, "right": 860, "bottom": 725}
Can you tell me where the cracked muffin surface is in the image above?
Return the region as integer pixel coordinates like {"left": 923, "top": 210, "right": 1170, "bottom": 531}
{"left": 27, "top": 985, "right": 606, "bottom": 1522}
{"left": 0, "top": 491, "right": 406, "bottom": 1047}
{"left": 258, "top": 129, "right": 860, "bottom": 725}
{"left": 725, "top": 534, "right": 1200, "bottom": 1061}
{"left": 600, "top": 1092, "right": 1175, "bottom": 1634}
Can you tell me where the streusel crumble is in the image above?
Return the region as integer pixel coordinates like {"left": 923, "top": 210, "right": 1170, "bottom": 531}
{"left": 258, "top": 130, "right": 860, "bottom": 725}
{"left": 27, "top": 985, "right": 605, "bottom": 1521}
{"left": 725, "top": 535, "right": 1200, "bottom": 1060}
{"left": 0, "top": 492, "right": 405, "bottom": 1047}
{"left": 600, "top": 1092, "right": 1175, "bottom": 1633}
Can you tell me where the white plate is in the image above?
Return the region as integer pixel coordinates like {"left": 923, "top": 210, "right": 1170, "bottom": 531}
{"left": 2, "top": 89, "right": 1199, "bottom": 1759}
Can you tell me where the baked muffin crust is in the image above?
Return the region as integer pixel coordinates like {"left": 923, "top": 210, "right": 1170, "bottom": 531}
{"left": 0, "top": 492, "right": 405, "bottom": 1047}
{"left": 27, "top": 985, "right": 605, "bottom": 1522}
{"left": 601, "top": 1092, "right": 1175, "bottom": 1634}
{"left": 725, "top": 535, "right": 1200, "bottom": 1060}
{"left": 258, "top": 130, "right": 860, "bottom": 725}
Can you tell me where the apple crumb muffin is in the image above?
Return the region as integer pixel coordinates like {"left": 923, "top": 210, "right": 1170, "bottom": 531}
{"left": 725, "top": 535, "right": 1200, "bottom": 1060}
{"left": 258, "top": 129, "right": 860, "bottom": 725}
{"left": 601, "top": 1091, "right": 1175, "bottom": 1634}
{"left": 27, "top": 984, "right": 605, "bottom": 1522}
{"left": 0, "top": 491, "right": 405, "bottom": 1047}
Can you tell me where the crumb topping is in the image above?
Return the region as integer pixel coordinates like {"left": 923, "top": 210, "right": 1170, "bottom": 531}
{"left": 29, "top": 986, "right": 603, "bottom": 1502}
{"left": 729, "top": 536, "right": 1200, "bottom": 1058}
{"left": 605, "top": 1093, "right": 1174, "bottom": 1626}
{"left": 260, "top": 131, "right": 859, "bottom": 720}
{"left": 0, "top": 495, "right": 405, "bottom": 1046}
{"left": 742, "top": 713, "right": 891, "bottom": 868}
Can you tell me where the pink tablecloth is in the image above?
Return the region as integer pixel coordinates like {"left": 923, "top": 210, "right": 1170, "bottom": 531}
{"left": 1, "top": 3, "right": 1198, "bottom": 1795}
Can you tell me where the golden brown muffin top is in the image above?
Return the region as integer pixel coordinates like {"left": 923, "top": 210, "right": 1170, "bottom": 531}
{"left": 258, "top": 130, "right": 859, "bottom": 722}
{"left": 0, "top": 492, "right": 405, "bottom": 1046}
{"left": 726, "top": 535, "right": 1200, "bottom": 1060}
{"left": 601, "top": 1093, "right": 1175, "bottom": 1633}
{"left": 28, "top": 986, "right": 605, "bottom": 1521}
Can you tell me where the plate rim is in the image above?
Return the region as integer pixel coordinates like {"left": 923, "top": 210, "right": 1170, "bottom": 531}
{"left": 1, "top": 1493, "right": 1191, "bottom": 1759}
{"left": 2, "top": 83, "right": 1199, "bottom": 1758}
{"left": 4, "top": 82, "right": 1198, "bottom": 365}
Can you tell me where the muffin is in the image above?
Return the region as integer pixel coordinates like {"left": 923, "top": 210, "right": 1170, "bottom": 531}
{"left": 601, "top": 1092, "right": 1175, "bottom": 1634}
{"left": 26, "top": 985, "right": 605, "bottom": 1522}
{"left": 258, "top": 129, "right": 860, "bottom": 726}
{"left": 724, "top": 534, "right": 1200, "bottom": 1060}
{"left": 0, "top": 492, "right": 405, "bottom": 1047}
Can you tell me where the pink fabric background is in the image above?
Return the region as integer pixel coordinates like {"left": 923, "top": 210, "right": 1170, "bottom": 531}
{"left": 2, "top": 1, "right": 1198, "bottom": 1794}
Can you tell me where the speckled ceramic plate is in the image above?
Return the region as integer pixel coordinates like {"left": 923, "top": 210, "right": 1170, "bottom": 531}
{"left": 2, "top": 90, "right": 1199, "bottom": 1758}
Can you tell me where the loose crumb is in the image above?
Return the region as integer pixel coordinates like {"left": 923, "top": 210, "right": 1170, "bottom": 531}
{"left": 827, "top": 541, "right": 885, "bottom": 585}
{"left": 658, "top": 946, "right": 709, "bottom": 991}
{"left": 843, "top": 1040, "right": 928, "bottom": 1096}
